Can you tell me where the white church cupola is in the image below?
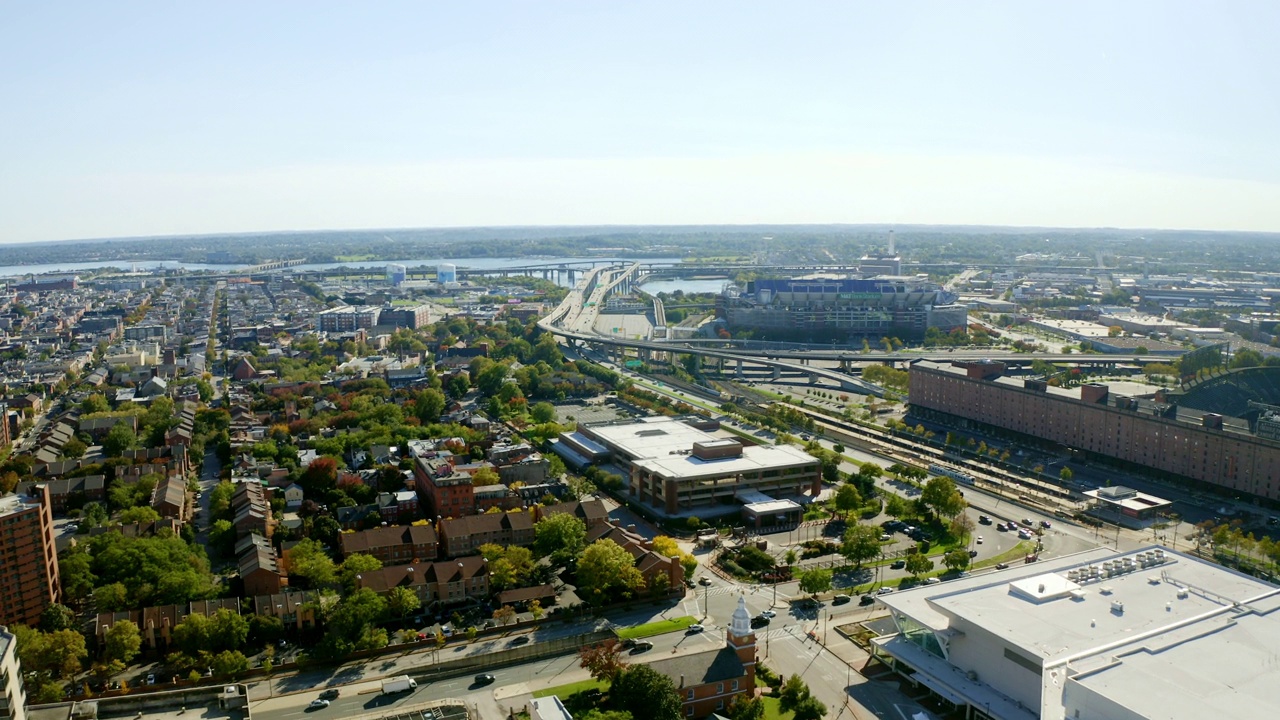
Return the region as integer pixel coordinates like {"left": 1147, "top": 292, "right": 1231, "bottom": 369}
{"left": 730, "top": 594, "right": 752, "bottom": 639}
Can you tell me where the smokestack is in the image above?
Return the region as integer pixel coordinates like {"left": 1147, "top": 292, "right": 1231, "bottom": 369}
{"left": 888, "top": 229, "right": 896, "bottom": 256}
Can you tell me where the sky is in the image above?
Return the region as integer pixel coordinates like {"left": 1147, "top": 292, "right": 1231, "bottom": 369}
{"left": 2, "top": 1, "right": 1280, "bottom": 243}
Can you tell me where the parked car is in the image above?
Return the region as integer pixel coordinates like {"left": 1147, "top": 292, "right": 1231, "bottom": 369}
{"left": 925, "top": 577, "right": 941, "bottom": 585}
{"left": 876, "top": 587, "right": 896, "bottom": 595}
{"left": 145, "top": 674, "right": 155, "bottom": 686}
{"left": 698, "top": 577, "right": 712, "bottom": 586}
{"left": 621, "top": 638, "right": 636, "bottom": 648}
{"left": 976, "top": 536, "right": 983, "bottom": 544}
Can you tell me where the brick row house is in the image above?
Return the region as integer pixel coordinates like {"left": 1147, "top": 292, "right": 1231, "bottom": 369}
{"left": 338, "top": 524, "right": 438, "bottom": 565}
{"left": 437, "top": 510, "right": 535, "bottom": 558}
{"left": 355, "top": 556, "right": 489, "bottom": 609}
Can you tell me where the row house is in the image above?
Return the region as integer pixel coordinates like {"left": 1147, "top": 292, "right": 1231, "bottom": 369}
{"left": 376, "top": 490, "right": 419, "bottom": 522}
{"left": 93, "top": 598, "right": 241, "bottom": 651}
{"left": 535, "top": 499, "right": 609, "bottom": 532}
{"left": 252, "top": 591, "right": 319, "bottom": 631}
{"left": 237, "top": 534, "right": 286, "bottom": 597}
{"left": 588, "top": 522, "right": 685, "bottom": 591}
{"left": 473, "top": 484, "right": 522, "bottom": 513}
{"left": 232, "top": 480, "right": 274, "bottom": 539}
{"left": 338, "top": 524, "right": 438, "bottom": 564}
{"left": 438, "top": 510, "right": 535, "bottom": 558}
{"left": 79, "top": 415, "right": 138, "bottom": 442}
{"left": 150, "top": 475, "right": 188, "bottom": 522}
{"left": 15, "top": 475, "right": 105, "bottom": 515}
{"left": 355, "top": 556, "right": 489, "bottom": 608}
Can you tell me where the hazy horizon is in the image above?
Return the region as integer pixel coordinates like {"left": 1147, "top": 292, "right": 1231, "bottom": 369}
{"left": 4, "top": 2, "right": 1279, "bottom": 243}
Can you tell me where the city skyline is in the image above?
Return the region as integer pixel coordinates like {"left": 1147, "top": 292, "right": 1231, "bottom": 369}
{"left": 3, "top": 2, "right": 1279, "bottom": 243}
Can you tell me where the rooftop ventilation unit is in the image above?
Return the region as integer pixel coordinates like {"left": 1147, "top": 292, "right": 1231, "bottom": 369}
{"left": 1111, "top": 600, "right": 1125, "bottom": 614}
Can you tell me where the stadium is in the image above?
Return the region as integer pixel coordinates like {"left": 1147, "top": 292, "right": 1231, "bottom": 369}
{"left": 716, "top": 277, "right": 968, "bottom": 342}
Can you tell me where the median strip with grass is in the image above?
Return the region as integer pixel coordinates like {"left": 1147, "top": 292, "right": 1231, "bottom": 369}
{"left": 532, "top": 678, "right": 608, "bottom": 699}
{"left": 614, "top": 615, "right": 698, "bottom": 639}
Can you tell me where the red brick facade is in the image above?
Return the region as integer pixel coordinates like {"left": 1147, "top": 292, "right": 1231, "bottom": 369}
{"left": 910, "top": 360, "right": 1280, "bottom": 502}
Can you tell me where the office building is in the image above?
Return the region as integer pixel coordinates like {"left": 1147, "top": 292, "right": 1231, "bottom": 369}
{"left": 0, "top": 487, "right": 60, "bottom": 627}
{"left": 872, "top": 547, "right": 1280, "bottom": 720}
{"left": 556, "top": 417, "right": 821, "bottom": 515}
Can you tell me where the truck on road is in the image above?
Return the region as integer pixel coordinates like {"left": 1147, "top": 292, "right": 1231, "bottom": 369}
{"left": 381, "top": 676, "right": 417, "bottom": 694}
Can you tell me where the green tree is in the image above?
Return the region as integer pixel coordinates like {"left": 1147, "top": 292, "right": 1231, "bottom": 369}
{"left": 387, "top": 586, "right": 421, "bottom": 619}
{"left": 80, "top": 394, "right": 110, "bottom": 415}
{"left": 414, "top": 388, "right": 446, "bottom": 424}
{"left": 791, "top": 696, "right": 828, "bottom": 720}
{"left": 1059, "top": 466, "right": 1074, "bottom": 484}
{"left": 841, "top": 524, "right": 882, "bottom": 568}
{"left": 726, "top": 695, "right": 765, "bottom": 720}
{"left": 103, "top": 620, "right": 142, "bottom": 665}
{"left": 338, "top": 553, "right": 383, "bottom": 592}
{"left": 610, "top": 665, "right": 682, "bottom": 720}
{"left": 211, "top": 650, "right": 250, "bottom": 676}
{"left": 943, "top": 549, "right": 971, "bottom": 572}
{"left": 577, "top": 539, "right": 645, "bottom": 602}
{"left": 61, "top": 437, "right": 87, "bottom": 459}
{"left": 102, "top": 423, "right": 137, "bottom": 457}
{"left": 209, "top": 480, "right": 236, "bottom": 519}
{"left": 833, "top": 484, "right": 862, "bottom": 518}
{"left": 39, "top": 604, "right": 78, "bottom": 632}
{"left": 779, "top": 674, "right": 811, "bottom": 712}
{"left": 921, "top": 476, "right": 966, "bottom": 519}
{"left": 534, "top": 513, "right": 587, "bottom": 565}
{"left": 119, "top": 505, "right": 162, "bottom": 524}
{"left": 905, "top": 552, "right": 935, "bottom": 577}
{"left": 287, "top": 537, "right": 337, "bottom": 589}
{"left": 324, "top": 588, "right": 389, "bottom": 654}
{"left": 530, "top": 401, "right": 556, "bottom": 424}
{"left": 797, "top": 568, "right": 833, "bottom": 599}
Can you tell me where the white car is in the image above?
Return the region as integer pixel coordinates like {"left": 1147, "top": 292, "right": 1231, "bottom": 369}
{"left": 759, "top": 610, "right": 776, "bottom": 619}
{"left": 976, "top": 536, "right": 983, "bottom": 544}
{"left": 308, "top": 700, "right": 331, "bottom": 710}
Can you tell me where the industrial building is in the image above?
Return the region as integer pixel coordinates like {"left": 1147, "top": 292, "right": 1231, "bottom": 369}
{"left": 908, "top": 359, "right": 1280, "bottom": 503}
{"left": 717, "top": 277, "right": 967, "bottom": 341}
{"left": 555, "top": 417, "right": 821, "bottom": 516}
{"left": 872, "top": 547, "right": 1280, "bottom": 720}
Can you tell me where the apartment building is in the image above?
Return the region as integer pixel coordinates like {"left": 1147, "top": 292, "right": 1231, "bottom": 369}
{"left": 0, "top": 487, "right": 60, "bottom": 627}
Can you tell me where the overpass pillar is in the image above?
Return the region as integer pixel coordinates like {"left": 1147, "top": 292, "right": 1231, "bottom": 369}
{"left": 735, "top": 360, "right": 744, "bottom": 378}
{"left": 772, "top": 367, "right": 780, "bottom": 380}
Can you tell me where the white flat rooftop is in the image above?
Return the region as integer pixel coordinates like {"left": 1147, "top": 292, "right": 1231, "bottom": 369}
{"left": 587, "top": 417, "right": 718, "bottom": 458}
{"left": 880, "top": 547, "right": 1278, "bottom": 664}
{"left": 633, "top": 442, "right": 817, "bottom": 481}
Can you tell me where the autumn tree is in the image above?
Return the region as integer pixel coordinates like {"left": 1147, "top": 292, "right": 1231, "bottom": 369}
{"left": 578, "top": 641, "right": 626, "bottom": 682}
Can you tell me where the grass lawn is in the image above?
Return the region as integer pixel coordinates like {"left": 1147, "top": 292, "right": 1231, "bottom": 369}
{"left": 762, "top": 696, "right": 793, "bottom": 720}
{"left": 971, "top": 540, "right": 1035, "bottom": 569}
{"left": 615, "top": 615, "right": 698, "bottom": 639}
{"left": 532, "top": 677, "right": 608, "bottom": 699}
